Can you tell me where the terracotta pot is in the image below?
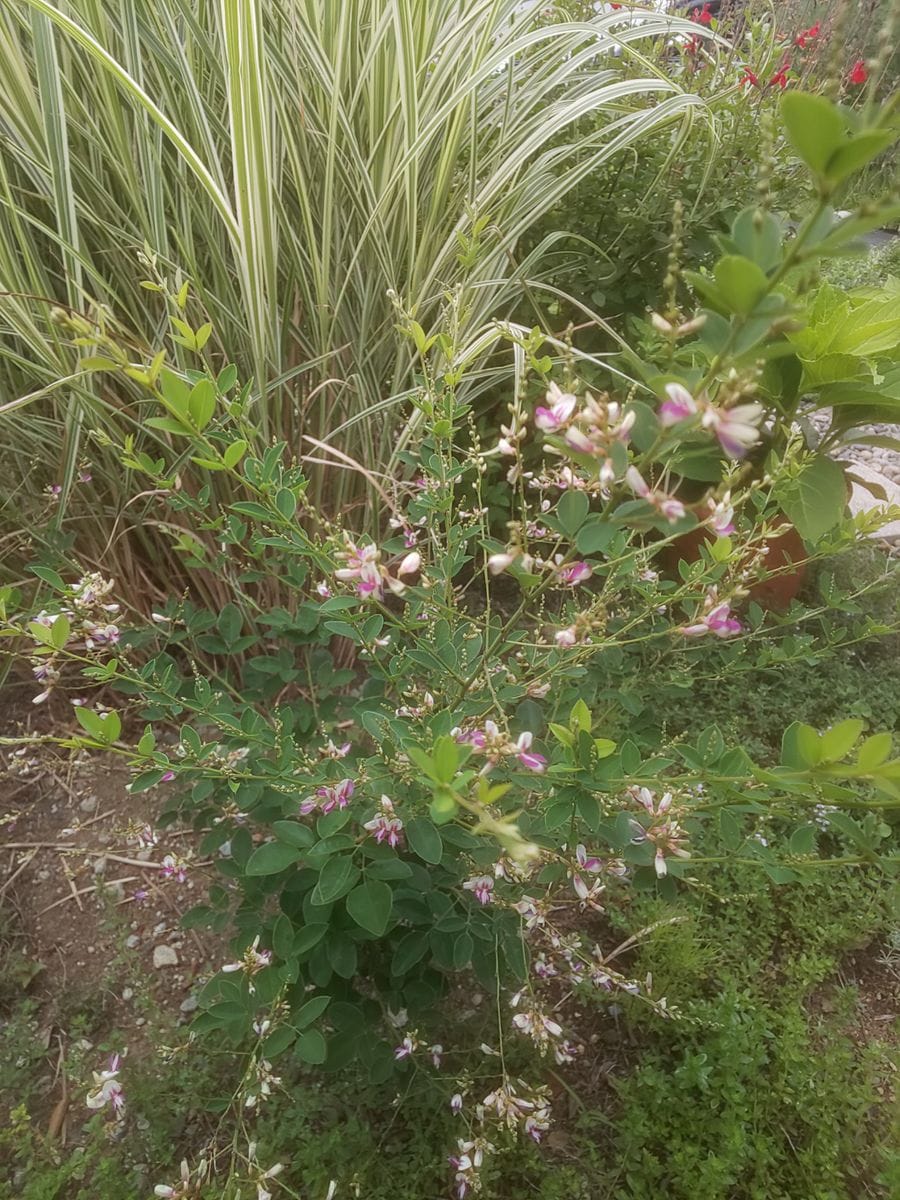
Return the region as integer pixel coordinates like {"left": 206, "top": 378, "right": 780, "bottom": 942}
{"left": 659, "top": 519, "right": 807, "bottom": 611}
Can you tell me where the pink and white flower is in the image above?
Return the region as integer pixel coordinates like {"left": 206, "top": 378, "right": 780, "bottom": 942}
{"left": 363, "top": 795, "right": 404, "bottom": 848}
{"left": 514, "top": 731, "right": 547, "bottom": 772}
{"left": 86, "top": 1053, "right": 125, "bottom": 1118}
{"left": 462, "top": 875, "right": 494, "bottom": 905}
{"left": 682, "top": 591, "right": 742, "bottom": 639}
{"left": 658, "top": 382, "right": 698, "bottom": 427}
{"left": 534, "top": 382, "right": 578, "bottom": 433}
{"left": 703, "top": 403, "right": 764, "bottom": 458}
{"left": 707, "top": 493, "right": 735, "bottom": 536}
{"left": 222, "top": 935, "right": 273, "bottom": 981}
{"left": 554, "top": 626, "right": 578, "bottom": 648}
{"left": 556, "top": 561, "right": 592, "bottom": 587}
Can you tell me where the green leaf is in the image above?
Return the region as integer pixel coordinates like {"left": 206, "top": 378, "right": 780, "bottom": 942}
{"left": 346, "top": 880, "right": 393, "bottom": 936}
{"left": 391, "top": 930, "right": 430, "bottom": 975}
{"left": 730, "top": 207, "right": 782, "bottom": 272}
{"left": 223, "top": 439, "right": 247, "bottom": 469}
{"left": 432, "top": 735, "right": 460, "bottom": 784}
{"left": 714, "top": 255, "right": 769, "bottom": 315}
{"left": 218, "top": 603, "right": 242, "bottom": 645}
{"left": 29, "top": 565, "right": 65, "bottom": 591}
{"left": 276, "top": 488, "right": 297, "bottom": 520}
{"left": 245, "top": 842, "right": 303, "bottom": 876}
{"left": 294, "top": 995, "right": 330, "bottom": 1028}
{"left": 74, "top": 707, "right": 120, "bottom": 744}
{"left": 857, "top": 732, "right": 892, "bottom": 769}
{"left": 557, "top": 490, "right": 589, "bottom": 537}
{"left": 311, "top": 855, "right": 359, "bottom": 904}
{"left": 825, "top": 130, "right": 896, "bottom": 185}
{"left": 293, "top": 924, "right": 328, "bottom": 955}
{"left": 576, "top": 516, "right": 616, "bottom": 555}
{"left": 262, "top": 1026, "right": 296, "bottom": 1058}
{"left": 296, "top": 1029, "right": 327, "bottom": 1064}
{"left": 778, "top": 455, "right": 846, "bottom": 542}
{"left": 188, "top": 378, "right": 216, "bottom": 429}
{"left": 145, "top": 416, "right": 191, "bottom": 436}
{"left": 781, "top": 722, "right": 821, "bottom": 768}
{"left": 272, "top": 914, "right": 294, "bottom": 959}
{"left": 272, "top": 821, "right": 315, "bottom": 848}
{"left": 819, "top": 719, "right": 864, "bottom": 764}
{"left": 781, "top": 93, "right": 847, "bottom": 175}
{"left": 406, "top": 818, "right": 443, "bottom": 864}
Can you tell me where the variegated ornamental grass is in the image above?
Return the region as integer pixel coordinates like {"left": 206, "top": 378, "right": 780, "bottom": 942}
{"left": 0, "top": 0, "right": 712, "bottom": 584}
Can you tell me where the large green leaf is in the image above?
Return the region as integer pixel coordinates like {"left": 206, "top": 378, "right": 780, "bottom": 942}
{"left": 245, "top": 841, "right": 303, "bottom": 876}
{"left": 778, "top": 455, "right": 846, "bottom": 542}
{"left": 346, "top": 880, "right": 393, "bottom": 936}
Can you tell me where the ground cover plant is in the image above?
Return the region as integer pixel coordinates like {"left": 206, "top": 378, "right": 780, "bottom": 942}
{"left": 2, "top": 76, "right": 900, "bottom": 1198}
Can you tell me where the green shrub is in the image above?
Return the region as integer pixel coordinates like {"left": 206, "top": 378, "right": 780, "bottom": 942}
{"left": 3, "top": 91, "right": 900, "bottom": 1198}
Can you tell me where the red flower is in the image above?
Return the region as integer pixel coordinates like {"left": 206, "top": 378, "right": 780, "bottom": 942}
{"left": 684, "top": 33, "right": 702, "bottom": 55}
{"left": 770, "top": 61, "right": 791, "bottom": 88}
{"left": 739, "top": 67, "right": 759, "bottom": 88}
{"left": 795, "top": 21, "right": 820, "bottom": 48}
{"left": 848, "top": 59, "right": 867, "bottom": 84}
{"left": 692, "top": 3, "right": 713, "bottom": 23}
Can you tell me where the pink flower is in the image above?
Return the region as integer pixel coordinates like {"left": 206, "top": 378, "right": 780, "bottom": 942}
{"left": 317, "top": 778, "right": 355, "bottom": 813}
{"left": 456, "top": 727, "right": 487, "bottom": 749}
{"left": 334, "top": 539, "right": 383, "bottom": 597}
{"left": 315, "top": 582, "right": 332, "bottom": 599}
{"left": 658, "top": 383, "right": 698, "bottom": 427}
{"left": 683, "top": 599, "right": 742, "bottom": 639}
{"left": 363, "top": 795, "right": 404, "bottom": 847}
{"left": 86, "top": 1053, "right": 125, "bottom": 1117}
{"left": 463, "top": 875, "right": 494, "bottom": 904}
{"left": 430, "top": 1044, "right": 443, "bottom": 1068}
{"left": 534, "top": 382, "right": 578, "bottom": 432}
{"left": 575, "top": 844, "right": 602, "bottom": 872}
{"left": 554, "top": 626, "right": 578, "bottom": 648}
{"left": 222, "top": 935, "right": 273, "bottom": 979}
{"left": 160, "top": 770, "right": 176, "bottom": 783}
{"left": 659, "top": 497, "right": 686, "bottom": 523}
{"left": 160, "top": 854, "right": 188, "bottom": 883}
{"left": 450, "top": 1092, "right": 463, "bottom": 1114}
{"left": 626, "top": 467, "right": 685, "bottom": 524}
{"left": 557, "top": 561, "right": 591, "bottom": 587}
{"left": 394, "top": 1035, "right": 417, "bottom": 1060}
{"left": 703, "top": 403, "right": 764, "bottom": 458}
{"left": 515, "top": 732, "right": 547, "bottom": 772}
{"left": 397, "top": 551, "right": 421, "bottom": 576}
{"left": 708, "top": 493, "right": 735, "bottom": 536}
{"left": 487, "top": 551, "right": 516, "bottom": 575}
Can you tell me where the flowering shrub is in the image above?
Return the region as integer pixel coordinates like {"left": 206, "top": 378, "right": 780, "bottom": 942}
{"left": 3, "top": 91, "right": 900, "bottom": 1195}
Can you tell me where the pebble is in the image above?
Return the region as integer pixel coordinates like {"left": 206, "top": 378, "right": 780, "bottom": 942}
{"left": 79, "top": 796, "right": 97, "bottom": 813}
{"left": 180, "top": 995, "right": 199, "bottom": 1014}
{"left": 92, "top": 857, "right": 106, "bottom": 876}
{"left": 122, "top": 987, "right": 134, "bottom": 1001}
{"left": 152, "top": 944, "right": 178, "bottom": 969}
{"left": 125, "top": 934, "right": 140, "bottom": 950}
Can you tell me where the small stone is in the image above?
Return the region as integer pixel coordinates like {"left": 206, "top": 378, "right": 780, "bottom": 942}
{"left": 153, "top": 922, "right": 167, "bottom": 936}
{"left": 80, "top": 796, "right": 98, "bottom": 813}
{"left": 92, "top": 857, "right": 107, "bottom": 876}
{"left": 125, "top": 934, "right": 140, "bottom": 949}
{"left": 122, "top": 987, "right": 134, "bottom": 1001}
{"left": 152, "top": 944, "right": 178, "bottom": 969}
{"left": 180, "top": 995, "right": 198, "bottom": 1014}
